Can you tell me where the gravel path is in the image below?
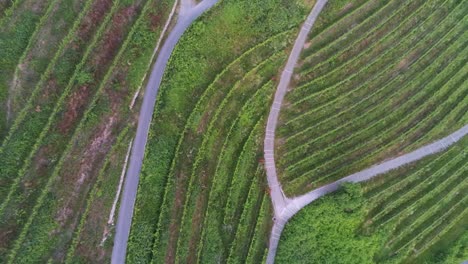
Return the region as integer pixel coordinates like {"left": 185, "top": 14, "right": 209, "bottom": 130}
{"left": 111, "top": 1, "right": 218, "bottom": 263}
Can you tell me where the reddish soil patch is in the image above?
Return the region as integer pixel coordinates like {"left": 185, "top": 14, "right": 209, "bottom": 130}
{"left": 30, "top": 145, "right": 52, "bottom": 181}
{"left": 396, "top": 50, "right": 420, "bottom": 72}
{"left": 0, "top": 228, "right": 14, "bottom": 249}
{"left": 77, "top": 0, "right": 113, "bottom": 41}
{"left": 197, "top": 111, "right": 212, "bottom": 134}
{"left": 93, "top": 6, "right": 137, "bottom": 73}
{"left": 149, "top": 11, "right": 163, "bottom": 29}
{"left": 186, "top": 169, "right": 212, "bottom": 263}
{"left": 58, "top": 85, "right": 91, "bottom": 134}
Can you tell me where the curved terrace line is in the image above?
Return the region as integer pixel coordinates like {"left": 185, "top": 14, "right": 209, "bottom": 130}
{"left": 111, "top": 0, "right": 218, "bottom": 263}
{"left": 263, "top": 0, "right": 468, "bottom": 263}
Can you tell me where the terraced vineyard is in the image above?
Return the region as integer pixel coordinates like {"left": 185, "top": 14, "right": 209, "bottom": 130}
{"left": 126, "top": 0, "right": 314, "bottom": 262}
{"left": 0, "top": 0, "right": 175, "bottom": 261}
{"left": 1, "top": 0, "right": 467, "bottom": 262}
{"left": 277, "top": 136, "right": 468, "bottom": 263}
{"left": 276, "top": 0, "right": 468, "bottom": 195}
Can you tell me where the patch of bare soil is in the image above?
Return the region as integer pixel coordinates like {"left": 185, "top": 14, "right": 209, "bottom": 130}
{"left": 165, "top": 154, "right": 199, "bottom": 264}
{"left": 339, "top": 3, "right": 354, "bottom": 15}
{"left": 77, "top": 0, "right": 112, "bottom": 41}
{"left": 186, "top": 169, "right": 212, "bottom": 263}
{"left": 57, "top": 114, "right": 116, "bottom": 219}
{"left": 58, "top": 85, "right": 91, "bottom": 134}
{"left": 31, "top": 0, "right": 47, "bottom": 13}
{"left": 149, "top": 11, "right": 163, "bottom": 29}
{"left": 40, "top": 77, "right": 59, "bottom": 101}
{"left": 94, "top": 6, "right": 137, "bottom": 73}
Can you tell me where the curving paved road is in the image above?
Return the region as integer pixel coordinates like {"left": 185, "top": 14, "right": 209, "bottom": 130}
{"left": 262, "top": 0, "right": 468, "bottom": 263}
{"left": 264, "top": 0, "right": 329, "bottom": 222}
{"left": 111, "top": 1, "right": 218, "bottom": 263}
{"left": 263, "top": 0, "right": 328, "bottom": 262}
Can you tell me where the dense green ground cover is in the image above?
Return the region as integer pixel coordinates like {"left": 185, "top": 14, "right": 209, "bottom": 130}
{"left": 0, "top": 0, "right": 174, "bottom": 261}
{"left": 277, "top": 137, "right": 468, "bottom": 263}
{"left": 276, "top": 0, "right": 468, "bottom": 195}
{"left": 127, "top": 0, "right": 314, "bottom": 262}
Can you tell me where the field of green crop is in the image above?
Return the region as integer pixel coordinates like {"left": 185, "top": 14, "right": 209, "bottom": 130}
{"left": 0, "top": 0, "right": 174, "bottom": 261}
{"left": 276, "top": 136, "right": 467, "bottom": 263}
{"left": 126, "top": 0, "right": 316, "bottom": 262}
{"left": 276, "top": 0, "right": 468, "bottom": 196}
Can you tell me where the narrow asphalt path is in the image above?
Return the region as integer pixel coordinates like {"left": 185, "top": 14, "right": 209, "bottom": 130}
{"left": 111, "top": 1, "right": 218, "bottom": 263}
{"left": 264, "top": 0, "right": 329, "bottom": 222}
{"left": 263, "top": 0, "right": 468, "bottom": 263}
{"left": 263, "top": 0, "right": 328, "bottom": 262}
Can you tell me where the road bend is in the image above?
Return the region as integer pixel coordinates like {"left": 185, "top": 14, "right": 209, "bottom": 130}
{"left": 111, "top": 0, "right": 218, "bottom": 263}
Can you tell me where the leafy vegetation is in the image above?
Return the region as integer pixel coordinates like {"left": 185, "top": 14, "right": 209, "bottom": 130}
{"left": 277, "top": 0, "right": 468, "bottom": 195}
{"left": 277, "top": 183, "right": 382, "bottom": 264}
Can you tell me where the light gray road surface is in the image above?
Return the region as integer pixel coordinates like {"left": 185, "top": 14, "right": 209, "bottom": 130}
{"left": 262, "top": 0, "right": 468, "bottom": 262}
{"left": 264, "top": 0, "right": 328, "bottom": 262}
{"left": 264, "top": 0, "right": 329, "bottom": 223}
{"left": 111, "top": 1, "right": 218, "bottom": 263}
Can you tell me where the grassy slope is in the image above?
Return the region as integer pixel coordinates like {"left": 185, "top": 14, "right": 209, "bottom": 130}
{"left": 127, "top": 0, "right": 314, "bottom": 262}
{"left": 277, "top": 137, "right": 468, "bottom": 263}
{"left": 0, "top": 0, "right": 175, "bottom": 262}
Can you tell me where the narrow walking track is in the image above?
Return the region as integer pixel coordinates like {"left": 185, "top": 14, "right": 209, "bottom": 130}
{"left": 263, "top": 0, "right": 468, "bottom": 263}
{"left": 111, "top": 0, "right": 218, "bottom": 263}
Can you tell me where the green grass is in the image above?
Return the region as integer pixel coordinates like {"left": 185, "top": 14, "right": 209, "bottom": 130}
{"left": 277, "top": 138, "right": 467, "bottom": 263}
{"left": 276, "top": 183, "right": 383, "bottom": 264}
{"left": 126, "top": 0, "right": 313, "bottom": 262}
{"left": 276, "top": 0, "right": 468, "bottom": 195}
